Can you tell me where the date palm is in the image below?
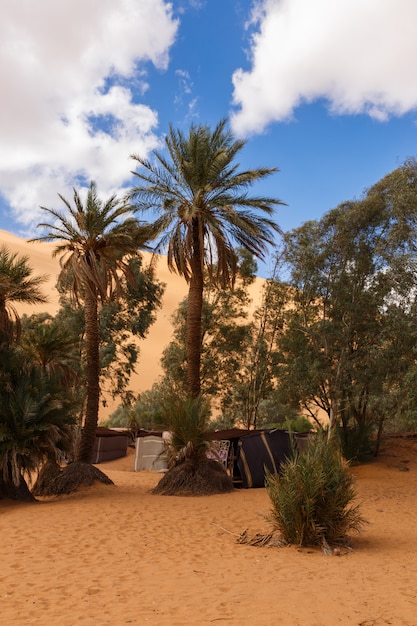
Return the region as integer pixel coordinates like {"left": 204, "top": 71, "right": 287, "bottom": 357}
{"left": 0, "top": 246, "right": 47, "bottom": 346}
{"left": 33, "top": 182, "right": 148, "bottom": 464}
{"left": 0, "top": 347, "right": 75, "bottom": 501}
{"left": 129, "top": 118, "right": 284, "bottom": 396}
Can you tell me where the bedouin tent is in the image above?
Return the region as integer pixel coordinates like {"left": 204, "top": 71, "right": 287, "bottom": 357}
{"left": 235, "top": 429, "right": 292, "bottom": 488}
{"left": 208, "top": 428, "right": 293, "bottom": 488}
{"left": 91, "top": 427, "right": 131, "bottom": 464}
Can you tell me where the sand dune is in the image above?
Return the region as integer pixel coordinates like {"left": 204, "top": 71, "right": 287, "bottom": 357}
{"left": 1, "top": 436, "right": 417, "bottom": 625}
{"left": 0, "top": 229, "right": 265, "bottom": 419}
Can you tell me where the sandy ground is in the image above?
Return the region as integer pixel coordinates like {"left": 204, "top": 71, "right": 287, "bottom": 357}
{"left": 1, "top": 436, "right": 417, "bottom": 626}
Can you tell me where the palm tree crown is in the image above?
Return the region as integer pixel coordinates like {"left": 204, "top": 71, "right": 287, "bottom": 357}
{"left": 0, "top": 246, "right": 47, "bottom": 345}
{"left": 129, "top": 118, "right": 283, "bottom": 285}
{"left": 129, "top": 118, "right": 284, "bottom": 396}
{"left": 35, "top": 182, "right": 147, "bottom": 302}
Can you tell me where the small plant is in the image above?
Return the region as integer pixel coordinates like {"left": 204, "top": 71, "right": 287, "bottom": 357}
{"left": 265, "top": 433, "right": 366, "bottom": 547}
{"left": 162, "top": 394, "right": 211, "bottom": 466}
{"left": 282, "top": 415, "right": 313, "bottom": 433}
{"left": 152, "top": 394, "right": 233, "bottom": 496}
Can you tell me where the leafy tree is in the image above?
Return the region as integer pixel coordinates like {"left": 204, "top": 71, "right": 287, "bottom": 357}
{"left": 160, "top": 253, "right": 293, "bottom": 429}
{"left": 129, "top": 118, "right": 283, "bottom": 397}
{"left": 230, "top": 257, "right": 289, "bottom": 429}
{"left": 276, "top": 160, "right": 417, "bottom": 452}
{"left": 32, "top": 182, "right": 156, "bottom": 473}
{"left": 0, "top": 246, "right": 47, "bottom": 346}
{"left": 105, "top": 380, "right": 172, "bottom": 431}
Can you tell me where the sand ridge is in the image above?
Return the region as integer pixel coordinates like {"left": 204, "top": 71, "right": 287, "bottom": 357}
{"left": 0, "top": 229, "right": 265, "bottom": 419}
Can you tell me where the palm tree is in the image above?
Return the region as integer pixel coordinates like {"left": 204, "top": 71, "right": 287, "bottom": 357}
{"left": 129, "top": 118, "right": 284, "bottom": 397}
{"left": 0, "top": 347, "right": 76, "bottom": 501}
{"left": 32, "top": 182, "right": 149, "bottom": 465}
{"left": 21, "top": 315, "right": 79, "bottom": 386}
{"left": 152, "top": 394, "right": 234, "bottom": 495}
{"left": 0, "top": 246, "right": 48, "bottom": 346}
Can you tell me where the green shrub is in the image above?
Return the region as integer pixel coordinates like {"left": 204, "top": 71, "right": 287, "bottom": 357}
{"left": 162, "top": 394, "right": 211, "bottom": 465}
{"left": 265, "top": 433, "right": 366, "bottom": 547}
{"left": 282, "top": 415, "right": 313, "bottom": 433}
{"left": 336, "top": 421, "right": 375, "bottom": 463}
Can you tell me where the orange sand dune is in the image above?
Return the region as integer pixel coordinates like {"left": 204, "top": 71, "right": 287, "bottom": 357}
{"left": 0, "top": 229, "right": 265, "bottom": 419}
{"left": 1, "top": 436, "right": 417, "bottom": 625}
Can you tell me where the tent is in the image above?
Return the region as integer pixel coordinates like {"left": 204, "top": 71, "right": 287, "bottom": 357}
{"left": 131, "top": 428, "right": 296, "bottom": 487}
{"left": 209, "top": 428, "right": 293, "bottom": 488}
{"left": 134, "top": 435, "right": 168, "bottom": 471}
{"left": 91, "top": 427, "right": 130, "bottom": 464}
{"left": 235, "top": 429, "right": 292, "bottom": 488}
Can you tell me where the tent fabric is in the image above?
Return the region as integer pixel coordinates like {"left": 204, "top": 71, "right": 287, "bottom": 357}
{"left": 91, "top": 434, "right": 129, "bottom": 464}
{"left": 236, "top": 429, "right": 292, "bottom": 488}
{"left": 134, "top": 435, "right": 168, "bottom": 472}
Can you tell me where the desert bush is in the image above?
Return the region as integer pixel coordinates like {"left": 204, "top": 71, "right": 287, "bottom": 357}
{"left": 265, "top": 433, "right": 366, "bottom": 547}
{"left": 336, "top": 421, "right": 375, "bottom": 462}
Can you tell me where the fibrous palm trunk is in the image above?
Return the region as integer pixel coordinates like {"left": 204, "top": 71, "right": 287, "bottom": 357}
{"left": 186, "top": 222, "right": 204, "bottom": 397}
{"left": 76, "top": 285, "right": 100, "bottom": 463}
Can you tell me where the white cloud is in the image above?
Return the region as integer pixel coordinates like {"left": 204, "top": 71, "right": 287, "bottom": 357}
{"left": 0, "top": 0, "right": 178, "bottom": 232}
{"left": 231, "top": 0, "right": 417, "bottom": 135}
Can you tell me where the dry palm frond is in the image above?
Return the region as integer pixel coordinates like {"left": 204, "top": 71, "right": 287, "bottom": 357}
{"left": 237, "top": 529, "right": 286, "bottom": 548}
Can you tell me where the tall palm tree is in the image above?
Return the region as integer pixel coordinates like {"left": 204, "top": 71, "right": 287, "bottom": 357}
{"left": 129, "top": 118, "right": 284, "bottom": 396}
{"left": 0, "top": 246, "right": 48, "bottom": 346}
{"left": 32, "top": 182, "right": 148, "bottom": 464}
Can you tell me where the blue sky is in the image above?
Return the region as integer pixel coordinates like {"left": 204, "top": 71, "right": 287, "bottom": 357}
{"left": 1, "top": 0, "right": 417, "bottom": 277}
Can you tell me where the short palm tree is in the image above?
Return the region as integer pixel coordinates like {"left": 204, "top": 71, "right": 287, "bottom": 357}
{"left": 32, "top": 182, "right": 149, "bottom": 465}
{"left": 129, "top": 118, "right": 284, "bottom": 397}
{"left": 21, "top": 316, "right": 79, "bottom": 386}
{"left": 0, "top": 246, "right": 47, "bottom": 346}
{"left": 152, "top": 394, "right": 234, "bottom": 495}
{"left": 0, "top": 347, "right": 75, "bottom": 501}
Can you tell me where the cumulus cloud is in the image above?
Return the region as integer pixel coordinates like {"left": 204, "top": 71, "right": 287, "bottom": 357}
{"left": 231, "top": 0, "right": 417, "bottom": 135}
{"left": 0, "top": 0, "right": 178, "bottom": 232}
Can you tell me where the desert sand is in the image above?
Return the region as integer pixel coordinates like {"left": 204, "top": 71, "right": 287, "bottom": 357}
{"left": 1, "top": 436, "right": 417, "bottom": 626}
{"left": 3, "top": 229, "right": 417, "bottom": 625}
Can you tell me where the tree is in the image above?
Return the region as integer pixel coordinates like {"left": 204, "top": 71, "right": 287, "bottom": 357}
{"left": 21, "top": 313, "right": 79, "bottom": 387}
{"left": 160, "top": 252, "right": 294, "bottom": 430}
{"left": 0, "top": 347, "right": 76, "bottom": 500}
{"left": 151, "top": 394, "right": 234, "bottom": 496}
{"left": 276, "top": 160, "right": 417, "bottom": 454}
{"left": 233, "top": 256, "right": 289, "bottom": 429}
{"left": 129, "top": 118, "right": 283, "bottom": 397}
{"left": 0, "top": 246, "right": 47, "bottom": 346}
{"left": 161, "top": 251, "right": 255, "bottom": 400}
{"left": 32, "top": 181, "right": 155, "bottom": 470}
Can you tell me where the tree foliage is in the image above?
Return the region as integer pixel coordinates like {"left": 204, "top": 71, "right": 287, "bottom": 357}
{"left": 0, "top": 346, "right": 76, "bottom": 500}
{"left": 129, "top": 118, "right": 283, "bottom": 397}
{"left": 0, "top": 246, "right": 47, "bottom": 346}
{"left": 275, "top": 159, "right": 417, "bottom": 453}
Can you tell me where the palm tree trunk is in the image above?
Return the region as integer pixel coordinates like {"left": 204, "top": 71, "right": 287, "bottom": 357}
{"left": 186, "top": 222, "right": 204, "bottom": 397}
{"left": 76, "top": 286, "right": 100, "bottom": 463}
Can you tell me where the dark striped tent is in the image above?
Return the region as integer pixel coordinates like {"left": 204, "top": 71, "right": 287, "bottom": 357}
{"left": 236, "top": 429, "right": 292, "bottom": 488}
